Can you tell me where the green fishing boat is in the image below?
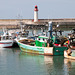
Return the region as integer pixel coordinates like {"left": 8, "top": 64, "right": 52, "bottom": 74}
{"left": 16, "top": 35, "right": 68, "bottom": 56}
{"left": 16, "top": 22, "right": 68, "bottom": 56}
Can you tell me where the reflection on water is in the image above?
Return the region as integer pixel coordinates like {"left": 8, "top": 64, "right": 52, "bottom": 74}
{"left": 19, "top": 52, "right": 68, "bottom": 75}
{"left": 0, "top": 48, "right": 75, "bottom": 75}
{"left": 44, "top": 56, "right": 65, "bottom": 75}
{"left": 64, "top": 58, "right": 75, "bottom": 75}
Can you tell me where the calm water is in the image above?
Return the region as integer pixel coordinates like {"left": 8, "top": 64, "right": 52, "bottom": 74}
{"left": 0, "top": 48, "right": 75, "bottom": 75}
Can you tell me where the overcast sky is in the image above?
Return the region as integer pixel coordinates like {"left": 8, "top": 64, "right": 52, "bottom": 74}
{"left": 0, "top": 0, "right": 75, "bottom": 19}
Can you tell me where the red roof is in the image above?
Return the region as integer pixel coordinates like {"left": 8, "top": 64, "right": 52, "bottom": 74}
{"left": 34, "top": 5, "right": 38, "bottom": 11}
{"left": 35, "top": 5, "right": 37, "bottom": 8}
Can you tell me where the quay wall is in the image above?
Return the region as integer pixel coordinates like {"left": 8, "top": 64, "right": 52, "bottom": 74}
{"left": 0, "top": 19, "right": 75, "bottom": 29}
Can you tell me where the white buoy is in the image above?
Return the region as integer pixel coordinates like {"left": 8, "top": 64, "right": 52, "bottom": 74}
{"left": 34, "top": 5, "right": 38, "bottom": 22}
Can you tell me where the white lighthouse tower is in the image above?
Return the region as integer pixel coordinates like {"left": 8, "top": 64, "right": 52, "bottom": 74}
{"left": 34, "top": 5, "right": 38, "bottom": 22}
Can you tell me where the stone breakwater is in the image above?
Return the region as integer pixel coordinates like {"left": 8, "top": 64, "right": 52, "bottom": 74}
{"left": 0, "top": 19, "right": 75, "bottom": 30}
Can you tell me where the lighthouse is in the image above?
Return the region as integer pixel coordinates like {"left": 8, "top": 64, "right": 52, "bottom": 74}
{"left": 34, "top": 5, "right": 38, "bottom": 22}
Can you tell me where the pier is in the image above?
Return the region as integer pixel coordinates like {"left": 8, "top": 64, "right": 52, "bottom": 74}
{"left": 0, "top": 19, "right": 75, "bottom": 30}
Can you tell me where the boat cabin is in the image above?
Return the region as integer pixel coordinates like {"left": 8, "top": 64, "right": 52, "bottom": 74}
{"left": 35, "top": 35, "right": 61, "bottom": 47}
{"left": 0, "top": 32, "right": 12, "bottom": 40}
{"left": 35, "top": 36, "right": 48, "bottom": 47}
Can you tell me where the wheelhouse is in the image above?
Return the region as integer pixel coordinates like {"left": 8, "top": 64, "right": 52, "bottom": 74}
{"left": 35, "top": 36, "right": 48, "bottom": 47}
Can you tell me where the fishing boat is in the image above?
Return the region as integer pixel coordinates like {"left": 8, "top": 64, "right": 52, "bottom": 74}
{"left": 0, "top": 30, "right": 14, "bottom": 48}
{"left": 68, "top": 29, "right": 75, "bottom": 50}
{"left": 64, "top": 29, "right": 75, "bottom": 59}
{"left": 64, "top": 49, "right": 75, "bottom": 60}
{"left": 16, "top": 35, "right": 68, "bottom": 55}
{"left": 16, "top": 22, "right": 68, "bottom": 56}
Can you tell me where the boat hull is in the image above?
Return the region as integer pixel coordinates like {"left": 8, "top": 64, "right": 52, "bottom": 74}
{"left": 17, "top": 41, "right": 68, "bottom": 56}
{"left": 64, "top": 51, "right": 75, "bottom": 60}
{"left": 0, "top": 40, "right": 14, "bottom": 48}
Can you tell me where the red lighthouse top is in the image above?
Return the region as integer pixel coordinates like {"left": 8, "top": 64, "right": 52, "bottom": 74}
{"left": 34, "top": 5, "right": 38, "bottom": 11}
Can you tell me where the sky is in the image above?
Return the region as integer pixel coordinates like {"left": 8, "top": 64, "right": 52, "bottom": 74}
{"left": 0, "top": 0, "right": 75, "bottom": 19}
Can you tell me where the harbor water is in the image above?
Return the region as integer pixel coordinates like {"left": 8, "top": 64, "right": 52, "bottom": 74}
{"left": 0, "top": 48, "right": 75, "bottom": 75}
{"left": 0, "top": 29, "right": 75, "bottom": 75}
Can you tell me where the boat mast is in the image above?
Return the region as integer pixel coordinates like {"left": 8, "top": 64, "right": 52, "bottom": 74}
{"left": 48, "top": 21, "right": 53, "bottom": 39}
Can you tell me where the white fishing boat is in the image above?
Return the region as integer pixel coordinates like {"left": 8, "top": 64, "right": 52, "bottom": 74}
{"left": 64, "top": 49, "right": 75, "bottom": 60}
{"left": 0, "top": 30, "right": 14, "bottom": 48}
